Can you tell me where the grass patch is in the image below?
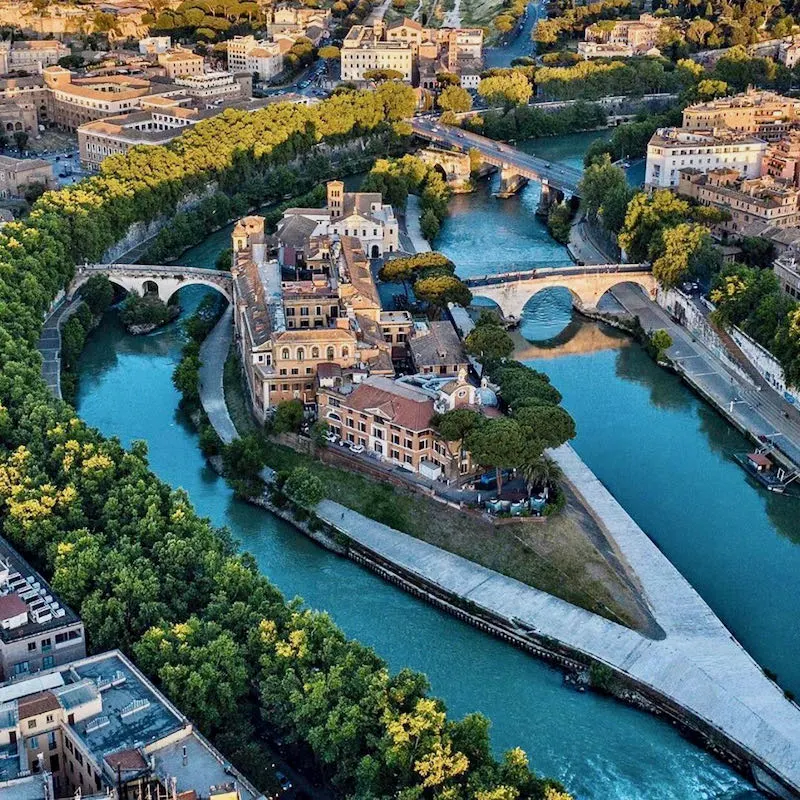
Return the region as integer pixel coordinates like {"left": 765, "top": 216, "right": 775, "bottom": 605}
{"left": 460, "top": 0, "right": 505, "bottom": 29}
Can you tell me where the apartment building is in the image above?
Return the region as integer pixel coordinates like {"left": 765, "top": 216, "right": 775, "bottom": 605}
{"left": 318, "top": 371, "right": 483, "bottom": 479}
{"left": 139, "top": 35, "right": 172, "bottom": 55}
{"left": 232, "top": 217, "right": 397, "bottom": 419}
{"left": 408, "top": 320, "right": 469, "bottom": 376}
{"left": 0, "top": 40, "right": 69, "bottom": 75}
{"left": 0, "top": 75, "right": 51, "bottom": 126}
{"left": 763, "top": 131, "right": 800, "bottom": 185}
{"left": 278, "top": 180, "right": 399, "bottom": 260}
{"left": 645, "top": 127, "right": 766, "bottom": 187}
{"left": 174, "top": 70, "right": 245, "bottom": 100}
{"left": 43, "top": 66, "right": 183, "bottom": 131}
{"left": 227, "top": 35, "right": 283, "bottom": 81}
{"left": 581, "top": 14, "right": 663, "bottom": 56}
{"left": 0, "top": 650, "right": 262, "bottom": 800}
{"left": 678, "top": 167, "right": 800, "bottom": 234}
{"left": 341, "top": 24, "right": 414, "bottom": 82}
{"left": 157, "top": 46, "right": 205, "bottom": 79}
{"left": 78, "top": 93, "right": 282, "bottom": 170}
{"left": 268, "top": 5, "right": 330, "bottom": 42}
{"left": 0, "top": 538, "right": 84, "bottom": 681}
{"left": 683, "top": 88, "right": 800, "bottom": 142}
{"left": 0, "top": 155, "right": 53, "bottom": 198}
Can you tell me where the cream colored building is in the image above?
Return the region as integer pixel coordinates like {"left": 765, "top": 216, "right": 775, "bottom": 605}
{"left": 227, "top": 35, "right": 283, "bottom": 81}
{"left": 174, "top": 70, "right": 244, "bottom": 100}
{"left": 645, "top": 127, "right": 766, "bottom": 188}
{"left": 682, "top": 88, "right": 800, "bottom": 142}
{"left": 583, "top": 14, "right": 663, "bottom": 53}
{"left": 0, "top": 155, "right": 53, "bottom": 198}
{"left": 678, "top": 168, "right": 800, "bottom": 234}
{"left": 232, "top": 217, "right": 395, "bottom": 419}
{"left": 341, "top": 24, "right": 414, "bottom": 82}
{"left": 278, "top": 180, "right": 399, "bottom": 260}
{"left": 0, "top": 40, "right": 68, "bottom": 75}
{"left": 779, "top": 36, "right": 800, "bottom": 68}
{"left": 139, "top": 35, "right": 172, "bottom": 55}
{"left": 763, "top": 131, "right": 800, "bottom": 185}
{"left": 42, "top": 66, "right": 183, "bottom": 131}
{"left": 157, "top": 46, "right": 205, "bottom": 79}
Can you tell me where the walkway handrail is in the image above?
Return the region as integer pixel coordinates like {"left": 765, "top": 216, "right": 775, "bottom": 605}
{"left": 463, "top": 263, "right": 651, "bottom": 288}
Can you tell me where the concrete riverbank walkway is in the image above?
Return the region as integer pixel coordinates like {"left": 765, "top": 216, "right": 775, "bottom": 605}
{"left": 315, "top": 446, "right": 800, "bottom": 797}
{"left": 611, "top": 283, "right": 800, "bottom": 469}
{"left": 198, "top": 306, "right": 238, "bottom": 445}
{"left": 38, "top": 296, "right": 82, "bottom": 401}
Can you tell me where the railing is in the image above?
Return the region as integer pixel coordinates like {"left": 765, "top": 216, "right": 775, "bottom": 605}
{"left": 81, "top": 263, "right": 231, "bottom": 280}
{"left": 463, "top": 263, "right": 651, "bottom": 288}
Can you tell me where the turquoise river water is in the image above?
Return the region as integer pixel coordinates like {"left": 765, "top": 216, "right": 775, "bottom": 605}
{"left": 74, "top": 132, "right": 800, "bottom": 799}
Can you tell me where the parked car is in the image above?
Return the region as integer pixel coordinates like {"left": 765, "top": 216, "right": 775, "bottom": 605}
{"left": 349, "top": 443, "right": 365, "bottom": 454}
{"left": 275, "top": 770, "right": 293, "bottom": 792}
{"left": 324, "top": 431, "right": 338, "bottom": 443}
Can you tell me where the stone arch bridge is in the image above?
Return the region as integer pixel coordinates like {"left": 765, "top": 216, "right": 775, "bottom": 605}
{"left": 69, "top": 264, "right": 233, "bottom": 304}
{"left": 465, "top": 264, "right": 654, "bottom": 319}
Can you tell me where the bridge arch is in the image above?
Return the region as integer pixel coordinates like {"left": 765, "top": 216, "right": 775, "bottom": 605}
{"left": 465, "top": 267, "right": 655, "bottom": 320}
{"left": 69, "top": 267, "right": 233, "bottom": 305}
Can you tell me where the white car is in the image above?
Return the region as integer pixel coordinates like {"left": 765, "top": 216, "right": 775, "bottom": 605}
{"left": 324, "top": 431, "right": 338, "bottom": 443}
{"left": 349, "top": 443, "right": 365, "bottom": 454}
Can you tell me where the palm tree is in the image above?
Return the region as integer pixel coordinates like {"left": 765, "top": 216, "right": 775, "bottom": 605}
{"left": 520, "top": 453, "right": 562, "bottom": 500}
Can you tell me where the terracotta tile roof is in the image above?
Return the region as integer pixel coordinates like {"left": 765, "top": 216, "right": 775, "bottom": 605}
{"left": 343, "top": 376, "right": 434, "bottom": 431}
{"left": 17, "top": 691, "right": 60, "bottom": 719}
{"left": 0, "top": 593, "right": 27, "bottom": 621}
{"left": 409, "top": 321, "right": 466, "bottom": 368}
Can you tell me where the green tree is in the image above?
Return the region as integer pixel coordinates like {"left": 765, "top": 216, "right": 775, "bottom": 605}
{"left": 272, "top": 399, "right": 304, "bottom": 433}
{"left": 618, "top": 190, "right": 692, "bottom": 263}
{"left": 432, "top": 408, "right": 484, "bottom": 441}
{"left": 478, "top": 72, "right": 532, "bottom": 108}
{"left": 652, "top": 222, "right": 715, "bottom": 289}
{"left": 80, "top": 275, "right": 114, "bottom": 315}
{"left": 547, "top": 202, "right": 572, "bottom": 245}
{"left": 466, "top": 417, "right": 531, "bottom": 492}
{"left": 519, "top": 453, "right": 563, "bottom": 497}
{"left": 648, "top": 329, "right": 673, "bottom": 361}
{"left": 283, "top": 466, "right": 325, "bottom": 507}
{"left": 438, "top": 85, "right": 472, "bottom": 113}
{"left": 513, "top": 404, "right": 576, "bottom": 450}
{"left": 414, "top": 274, "right": 472, "bottom": 311}
{"left": 465, "top": 324, "right": 514, "bottom": 362}
{"left": 13, "top": 131, "right": 29, "bottom": 152}
{"left": 420, "top": 207, "right": 441, "bottom": 241}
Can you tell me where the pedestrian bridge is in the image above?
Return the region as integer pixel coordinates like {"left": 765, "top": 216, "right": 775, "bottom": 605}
{"left": 69, "top": 264, "right": 233, "bottom": 303}
{"left": 464, "top": 264, "right": 655, "bottom": 318}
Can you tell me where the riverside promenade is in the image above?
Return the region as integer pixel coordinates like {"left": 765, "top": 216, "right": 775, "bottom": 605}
{"left": 195, "top": 313, "right": 800, "bottom": 798}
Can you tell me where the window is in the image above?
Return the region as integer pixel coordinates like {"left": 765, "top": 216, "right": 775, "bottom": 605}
{"left": 48, "top": 731, "right": 57, "bottom": 750}
{"left": 291, "top": 368, "right": 299, "bottom": 376}
{"left": 43, "top": 656, "right": 54, "bottom": 670}
{"left": 50, "top": 754, "right": 59, "bottom": 773}
{"left": 311, "top": 347, "right": 320, "bottom": 359}
{"left": 75, "top": 751, "right": 83, "bottom": 766}
{"left": 14, "top": 661, "right": 29, "bottom": 676}
{"left": 28, "top": 720, "right": 37, "bottom": 730}
{"left": 27, "top": 642, "right": 36, "bottom": 652}
{"left": 46, "top": 715, "right": 54, "bottom": 725}
{"left": 29, "top": 736, "right": 39, "bottom": 750}
{"left": 281, "top": 348, "right": 290, "bottom": 360}
{"left": 341, "top": 346, "right": 349, "bottom": 358}
{"left": 297, "top": 348, "right": 304, "bottom": 361}
{"left": 404, "top": 439, "right": 413, "bottom": 449}
{"left": 326, "top": 346, "right": 335, "bottom": 360}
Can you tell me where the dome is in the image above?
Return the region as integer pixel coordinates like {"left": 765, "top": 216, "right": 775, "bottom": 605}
{"left": 478, "top": 387, "right": 498, "bottom": 407}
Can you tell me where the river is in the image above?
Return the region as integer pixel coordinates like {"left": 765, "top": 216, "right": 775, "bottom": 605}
{"left": 74, "top": 132, "right": 790, "bottom": 799}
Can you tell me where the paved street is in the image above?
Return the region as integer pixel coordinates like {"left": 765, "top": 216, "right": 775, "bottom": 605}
{"left": 611, "top": 283, "right": 800, "bottom": 469}
{"left": 37, "top": 296, "right": 82, "bottom": 401}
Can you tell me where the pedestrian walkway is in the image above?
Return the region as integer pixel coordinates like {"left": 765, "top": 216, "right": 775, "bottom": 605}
{"left": 37, "top": 296, "right": 82, "bottom": 401}
{"left": 611, "top": 283, "right": 800, "bottom": 468}
{"left": 404, "top": 196, "right": 431, "bottom": 254}
{"left": 198, "top": 307, "right": 238, "bottom": 445}
{"left": 315, "top": 445, "right": 800, "bottom": 799}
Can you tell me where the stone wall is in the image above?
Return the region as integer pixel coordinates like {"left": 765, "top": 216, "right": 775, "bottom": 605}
{"left": 730, "top": 326, "right": 800, "bottom": 406}
{"left": 101, "top": 184, "right": 218, "bottom": 265}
